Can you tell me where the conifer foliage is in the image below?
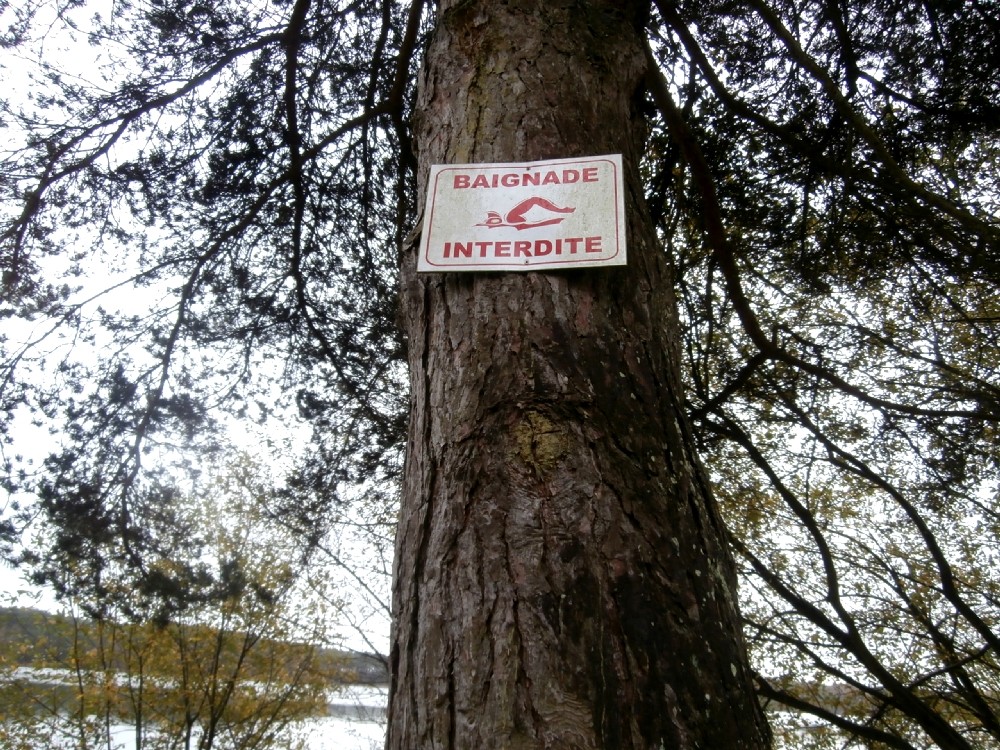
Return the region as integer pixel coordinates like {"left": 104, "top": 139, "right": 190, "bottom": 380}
{"left": 1, "top": 0, "right": 997, "bottom": 746}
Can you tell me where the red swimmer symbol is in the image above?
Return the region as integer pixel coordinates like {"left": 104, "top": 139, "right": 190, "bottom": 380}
{"left": 477, "top": 197, "right": 575, "bottom": 230}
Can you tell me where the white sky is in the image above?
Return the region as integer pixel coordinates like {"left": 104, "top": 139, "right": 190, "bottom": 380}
{"left": 0, "top": 1, "right": 393, "bottom": 661}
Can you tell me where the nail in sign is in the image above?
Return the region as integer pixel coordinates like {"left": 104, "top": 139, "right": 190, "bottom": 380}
{"left": 417, "top": 154, "right": 627, "bottom": 272}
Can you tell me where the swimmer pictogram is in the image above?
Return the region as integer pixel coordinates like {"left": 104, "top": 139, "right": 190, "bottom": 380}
{"left": 476, "top": 197, "right": 575, "bottom": 230}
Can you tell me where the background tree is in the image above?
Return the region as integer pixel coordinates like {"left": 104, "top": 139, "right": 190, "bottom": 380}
{"left": 0, "top": 460, "right": 338, "bottom": 749}
{"left": 1, "top": 0, "right": 997, "bottom": 747}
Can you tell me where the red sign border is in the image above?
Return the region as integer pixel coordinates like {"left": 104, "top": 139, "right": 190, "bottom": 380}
{"left": 419, "top": 155, "right": 625, "bottom": 272}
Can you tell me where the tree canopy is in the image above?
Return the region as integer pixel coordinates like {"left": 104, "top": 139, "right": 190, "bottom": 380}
{"left": 1, "top": 0, "right": 998, "bottom": 746}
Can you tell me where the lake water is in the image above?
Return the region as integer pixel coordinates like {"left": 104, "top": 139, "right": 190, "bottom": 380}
{"left": 309, "top": 684, "right": 387, "bottom": 749}
{"left": 36, "top": 684, "right": 389, "bottom": 750}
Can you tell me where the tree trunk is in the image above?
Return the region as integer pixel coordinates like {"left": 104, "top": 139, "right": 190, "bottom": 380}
{"left": 388, "top": 1, "right": 771, "bottom": 748}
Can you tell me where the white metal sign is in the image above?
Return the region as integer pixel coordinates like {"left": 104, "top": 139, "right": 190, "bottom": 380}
{"left": 417, "top": 154, "right": 626, "bottom": 272}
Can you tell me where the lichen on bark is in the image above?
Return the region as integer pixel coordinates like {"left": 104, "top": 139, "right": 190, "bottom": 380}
{"left": 512, "top": 410, "right": 568, "bottom": 475}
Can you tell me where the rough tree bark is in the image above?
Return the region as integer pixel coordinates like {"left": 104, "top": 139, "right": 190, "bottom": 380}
{"left": 388, "top": 1, "right": 771, "bottom": 748}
